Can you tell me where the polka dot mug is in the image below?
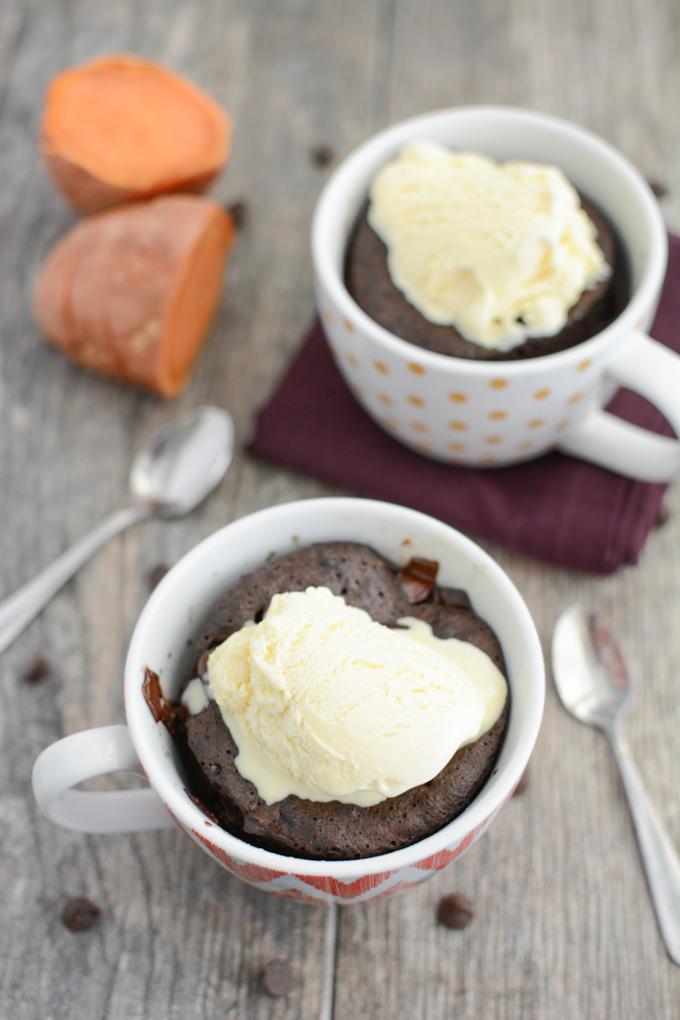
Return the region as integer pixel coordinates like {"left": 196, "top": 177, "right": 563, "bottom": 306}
{"left": 312, "top": 107, "right": 676, "bottom": 481}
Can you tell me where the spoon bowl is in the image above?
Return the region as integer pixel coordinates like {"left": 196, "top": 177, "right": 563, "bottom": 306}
{"left": 130, "top": 406, "right": 234, "bottom": 517}
{"left": 552, "top": 605, "right": 631, "bottom": 731}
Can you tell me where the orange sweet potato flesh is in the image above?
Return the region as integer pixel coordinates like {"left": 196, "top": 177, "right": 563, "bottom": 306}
{"left": 42, "top": 55, "right": 230, "bottom": 215}
{"left": 34, "top": 195, "right": 234, "bottom": 397}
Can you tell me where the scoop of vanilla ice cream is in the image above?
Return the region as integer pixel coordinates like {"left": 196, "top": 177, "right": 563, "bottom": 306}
{"left": 368, "top": 141, "right": 609, "bottom": 350}
{"left": 207, "top": 586, "right": 507, "bottom": 807}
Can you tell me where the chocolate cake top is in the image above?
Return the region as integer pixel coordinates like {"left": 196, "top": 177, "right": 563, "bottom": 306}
{"left": 173, "top": 542, "right": 510, "bottom": 860}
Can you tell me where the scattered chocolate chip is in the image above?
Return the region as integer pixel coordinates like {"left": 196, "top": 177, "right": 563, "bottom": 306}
{"left": 513, "top": 769, "right": 529, "bottom": 796}
{"left": 647, "top": 179, "right": 668, "bottom": 200}
{"left": 261, "top": 958, "right": 298, "bottom": 998}
{"left": 61, "top": 897, "right": 102, "bottom": 932}
{"left": 147, "top": 564, "right": 169, "bottom": 591}
{"left": 226, "top": 199, "right": 249, "bottom": 231}
{"left": 21, "top": 653, "right": 51, "bottom": 684}
{"left": 397, "top": 556, "right": 439, "bottom": 604}
{"left": 654, "top": 502, "right": 670, "bottom": 528}
{"left": 142, "top": 667, "right": 185, "bottom": 734}
{"left": 196, "top": 649, "right": 211, "bottom": 678}
{"left": 436, "top": 892, "right": 475, "bottom": 930}
{"left": 309, "top": 144, "right": 335, "bottom": 169}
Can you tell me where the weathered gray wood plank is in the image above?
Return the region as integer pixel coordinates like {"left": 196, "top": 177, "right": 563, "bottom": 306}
{"left": 1, "top": 0, "right": 679, "bottom": 1018}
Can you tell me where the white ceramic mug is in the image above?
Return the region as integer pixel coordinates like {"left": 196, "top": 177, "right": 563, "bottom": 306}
{"left": 32, "top": 498, "right": 544, "bottom": 905}
{"left": 312, "top": 106, "right": 678, "bottom": 481}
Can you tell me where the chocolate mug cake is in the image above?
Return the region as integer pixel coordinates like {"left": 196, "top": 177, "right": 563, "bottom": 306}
{"left": 151, "top": 542, "right": 510, "bottom": 861}
{"left": 345, "top": 142, "right": 629, "bottom": 361}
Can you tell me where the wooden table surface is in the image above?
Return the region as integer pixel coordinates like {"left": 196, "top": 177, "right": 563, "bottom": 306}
{"left": 1, "top": 1, "right": 679, "bottom": 1017}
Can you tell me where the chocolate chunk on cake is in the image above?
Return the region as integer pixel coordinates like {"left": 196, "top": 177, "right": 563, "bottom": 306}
{"left": 172, "top": 542, "right": 509, "bottom": 860}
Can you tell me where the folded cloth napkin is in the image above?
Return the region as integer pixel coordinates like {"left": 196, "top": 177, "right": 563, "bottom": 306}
{"left": 250, "top": 234, "right": 680, "bottom": 573}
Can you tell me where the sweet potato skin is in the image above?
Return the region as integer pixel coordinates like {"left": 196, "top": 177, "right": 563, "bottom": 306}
{"left": 34, "top": 195, "right": 234, "bottom": 397}
{"left": 41, "top": 55, "right": 230, "bottom": 215}
{"left": 43, "top": 150, "right": 222, "bottom": 216}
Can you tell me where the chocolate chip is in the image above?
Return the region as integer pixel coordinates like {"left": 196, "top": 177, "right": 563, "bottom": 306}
{"left": 196, "top": 649, "right": 211, "bottom": 678}
{"left": 142, "top": 667, "right": 185, "bottom": 734}
{"left": 436, "top": 892, "right": 475, "bottom": 930}
{"left": 142, "top": 667, "right": 165, "bottom": 723}
{"left": 147, "top": 564, "right": 169, "bottom": 591}
{"left": 261, "top": 958, "right": 298, "bottom": 998}
{"left": 309, "top": 144, "right": 335, "bottom": 169}
{"left": 61, "top": 897, "right": 102, "bottom": 932}
{"left": 654, "top": 502, "right": 670, "bottom": 528}
{"left": 396, "top": 556, "right": 439, "bottom": 604}
{"left": 226, "top": 199, "right": 249, "bottom": 231}
{"left": 21, "top": 653, "right": 51, "bottom": 683}
{"left": 647, "top": 179, "right": 668, "bottom": 200}
{"left": 513, "top": 769, "right": 529, "bottom": 796}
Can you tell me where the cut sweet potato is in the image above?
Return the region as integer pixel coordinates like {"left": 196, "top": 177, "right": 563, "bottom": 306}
{"left": 42, "top": 55, "right": 230, "bottom": 214}
{"left": 34, "top": 195, "right": 234, "bottom": 397}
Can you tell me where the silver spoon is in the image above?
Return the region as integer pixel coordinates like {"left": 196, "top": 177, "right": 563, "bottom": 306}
{"left": 552, "top": 606, "right": 680, "bottom": 965}
{"left": 0, "top": 405, "right": 234, "bottom": 655}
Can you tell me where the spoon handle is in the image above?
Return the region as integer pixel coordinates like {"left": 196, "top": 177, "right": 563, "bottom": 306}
{"left": 609, "top": 730, "right": 680, "bottom": 965}
{"left": 0, "top": 504, "right": 149, "bottom": 656}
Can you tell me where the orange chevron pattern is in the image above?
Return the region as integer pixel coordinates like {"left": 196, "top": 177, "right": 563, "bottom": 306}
{"left": 186, "top": 818, "right": 492, "bottom": 903}
{"left": 292, "top": 870, "right": 397, "bottom": 899}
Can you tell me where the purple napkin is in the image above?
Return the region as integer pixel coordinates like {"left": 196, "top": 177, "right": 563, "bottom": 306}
{"left": 249, "top": 235, "right": 680, "bottom": 573}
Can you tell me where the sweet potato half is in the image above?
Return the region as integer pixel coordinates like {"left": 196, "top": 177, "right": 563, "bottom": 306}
{"left": 34, "top": 195, "right": 234, "bottom": 397}
{"left": 42, "top": 55, "right": 230, "bottom": 214}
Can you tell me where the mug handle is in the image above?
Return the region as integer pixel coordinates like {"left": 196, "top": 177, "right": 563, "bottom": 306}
{"left": 32, "top": 725, "right": 176, "bottom": 833}
{"left": 556, "top": 332, "right": 680, "bottom": 482}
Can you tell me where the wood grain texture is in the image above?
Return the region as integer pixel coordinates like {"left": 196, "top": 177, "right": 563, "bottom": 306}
{"left": 0, "top": 1, "right": 679, "bottom": 1018}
